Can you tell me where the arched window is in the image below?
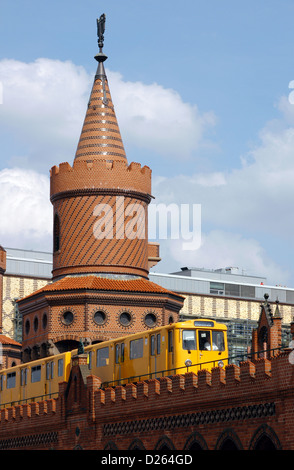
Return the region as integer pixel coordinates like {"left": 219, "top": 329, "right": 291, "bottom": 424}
{"left": 216, "top": 429, "right": 243, "bottom": 450}
{"left": 219, "top": 438, "right": 239, "bottom": 450}
{"left": 254, "top": 435, "right": 277, "bottom": 450}
{"left": 53, "top": 214, "right": 60, "bottom": 252}
{"left": 184, "top": 432, "right": 208, "bottom": 450}
{"left": 154, "top": 436, "right": 175, "bottom": 451}
{"left": 258, "top": 326, "right": 268, "bottom": 357}
{"left": 249, "top": 424, "right": 281, "bottom": 450}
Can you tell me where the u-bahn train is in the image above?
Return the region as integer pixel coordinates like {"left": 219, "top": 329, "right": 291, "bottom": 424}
{"left": 0, "top": 319, "right": 228, "bottom": 408}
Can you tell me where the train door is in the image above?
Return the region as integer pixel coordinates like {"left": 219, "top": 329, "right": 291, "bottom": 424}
{"left": 20, "top": 367, "right": 28, "bottom": 403}
{"left": 149, "top": 333, "right": 161, "bottom": 378}
{"left": 167, "top": 329, "right": 174, "bottom": 373}
{"left": 45, "top": 360, "right": 54, "bottom": 397}
{"left": 115, "top": 342, "right": 125, "bottom": 383}
{"left": 197, "top": 329, "right": 216, "bottom": 368}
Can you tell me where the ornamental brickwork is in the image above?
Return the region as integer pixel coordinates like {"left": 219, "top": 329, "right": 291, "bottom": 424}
{"left": 0, "top": 302, "right": 292, "bottom": 450}
{"left": 0, "top": 347, "right": 292, "bottom": 450}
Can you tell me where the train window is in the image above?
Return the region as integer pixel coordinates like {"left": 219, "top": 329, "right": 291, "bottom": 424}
{"left": 156, "top": 334, "right": 161, "bottom": 355}
{"left": 212, "top": 331, "right": 225, "bottom": 351}
{"left": 115, "top": 343, "right": 125, "bottom": 363}
{"left": 168, "top": 330, "right": 173, "bottom": 352}
{"left": 58, "top": 359, "right": 64, "bottom": 377}
{"left": 150, "top": 335, "right": 155, "bottom": 356}
{"left": 130, "top": 338, "right": 143, "bottom": 359}
{"left": 31, "top": 366, "right": 41, "bottom": 383}
{"left": 21, "top": 368, "right": 28, "bottom": 386}
{"left": 198, "top": 331, "right": 212, "bottom": 350}
{"left": 0, "top": 375, "right": 3, "bottom": 391}
{"left": 183, "top": 330, "right": 197, "bottom": 350}
{"left": 7, "top": 372, "right": 16, "bottom": 389}
{"left": 194, "top": 320, "right": 214, "bottom": 327}
{"left": 46, "top": 361, "right": 54, "bottom": 380}
{"left": 88, "top": 351, "right": 92, "bottom": 369}
{"left": 97, "top": 347, "right": 109, "bottom": 367}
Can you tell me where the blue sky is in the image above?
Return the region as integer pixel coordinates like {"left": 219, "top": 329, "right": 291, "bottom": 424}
{"left": 1, "top": 0, "right": 294, "bottom": 286}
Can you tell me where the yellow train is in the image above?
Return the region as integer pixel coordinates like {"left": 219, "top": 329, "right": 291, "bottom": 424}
{"left": 0, "top": 319, "right": 228, "bottom": 408}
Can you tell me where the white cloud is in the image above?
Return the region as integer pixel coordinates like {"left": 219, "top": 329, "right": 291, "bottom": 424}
{"left": 107, "top": 70, "right": 216, "bottom": 159}
{"left": 159, "top": 230, "right": 289, "bottom": 286}
{"left": 0, "top": 58, "right": 215, "bottom": 173}
{"left": 0, "top": 58, "right": 90, "bottom": 171}
{"left": 0, "top": 58, "right": 91, "bottom": 171}
{"left": 0, "top": 168, "right": 52, "bottom": 250}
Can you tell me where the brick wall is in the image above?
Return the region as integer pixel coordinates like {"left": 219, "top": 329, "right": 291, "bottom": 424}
{"left": 0, "top": 351, "right": 293, "bottom": 450}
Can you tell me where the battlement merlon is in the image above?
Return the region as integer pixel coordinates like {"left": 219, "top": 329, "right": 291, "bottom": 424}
{"left": 50, "top": 160, "right": 152, "bottom": 201}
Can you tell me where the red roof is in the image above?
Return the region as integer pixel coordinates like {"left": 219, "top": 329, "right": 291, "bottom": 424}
{"left": 0, "top": 334, "right": 21, "bottom": 346}
{"left": 19, "top": 275, "right": 184, "bottom": 301}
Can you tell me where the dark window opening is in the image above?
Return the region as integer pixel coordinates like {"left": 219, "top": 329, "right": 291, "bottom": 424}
{"left": 54, "top": 214, "right": 60, "bottom": 252}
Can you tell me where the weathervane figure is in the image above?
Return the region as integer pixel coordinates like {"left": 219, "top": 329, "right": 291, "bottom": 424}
{"left": 97, "top": 13, "right": 106, "bottom": 52}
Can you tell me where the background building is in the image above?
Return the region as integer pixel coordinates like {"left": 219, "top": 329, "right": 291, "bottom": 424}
{"left": 1, "top": 247, "right": 292, "bottom": 360}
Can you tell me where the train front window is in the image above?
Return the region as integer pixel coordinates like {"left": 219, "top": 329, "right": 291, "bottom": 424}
{"left": 198, "top": 331, "right": 211, "bottom": 350}
{"left": 212, "top": 331, "right": 225, "bottom": 351}
{"left": 182, "top": 330, "right": 196, "bottom": 350}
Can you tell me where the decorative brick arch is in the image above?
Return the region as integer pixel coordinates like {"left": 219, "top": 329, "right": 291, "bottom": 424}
{"left": 154, "top": 435, "right": 175, "bottom": 451}
{"left": 184, "top": 431, "right": 208, "bottom": 450}
{"left": 104, "top": 441, "right": 118, "bottom": 450}
{"left": 215, "top": 428, "right": 243, "bottom": 450}
{"left": 128, "top": 438, "right": 145, "bottom": 450}
{"left": 249, "top": 424, "right": 282, "bottom": 450}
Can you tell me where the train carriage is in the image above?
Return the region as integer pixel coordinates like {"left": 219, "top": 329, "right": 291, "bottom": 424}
{"left": 83, "top": 319, "right": 228, "bottom": 386}
{"left": 0, "top": 319, "right": 228, "bottom": 408}
{"left": 0, "top": 352, "right": 71, "bottom": 407}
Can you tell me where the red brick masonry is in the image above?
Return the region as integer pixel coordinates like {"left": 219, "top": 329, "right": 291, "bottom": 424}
{"left": 0, "top": 349, "right": 292, "bottom": 450}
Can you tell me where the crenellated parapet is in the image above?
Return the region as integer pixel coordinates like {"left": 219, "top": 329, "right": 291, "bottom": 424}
{"left": 90, "top": 354, "right": 292, "bottom": 424}
{"left": 0, "top": 352, "right": 294, "bottom": 450}
{"left": 50, "top": 159, "right": 152, "bottom": 202}
{"left": 49, "top": 158, "right": 153, "bottom": 281}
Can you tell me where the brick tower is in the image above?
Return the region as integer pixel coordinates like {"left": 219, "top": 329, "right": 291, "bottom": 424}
{"left": 18, "top": 15, "right": 184, "bottom": 361}
{"left": 50, "top": 30, "right": 153, "bottom": 280}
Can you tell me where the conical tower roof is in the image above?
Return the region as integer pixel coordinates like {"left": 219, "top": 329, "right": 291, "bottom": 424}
{"left": 74, "top": 15, "right": 127, "bottom": 163}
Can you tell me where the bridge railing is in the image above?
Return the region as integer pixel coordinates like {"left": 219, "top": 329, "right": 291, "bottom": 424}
{"left": 0, "top": 346, "right": 286, "bottom": 408}
{"left": 100, "top": 346, "right": 285, "bottom": 389}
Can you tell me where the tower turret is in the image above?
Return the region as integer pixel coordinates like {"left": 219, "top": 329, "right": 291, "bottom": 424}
{"left": 50, "top": 14, "right": 152, "bottom": 280}
{"left": 18, "top": 15, "right": 183, "bottom": 360}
